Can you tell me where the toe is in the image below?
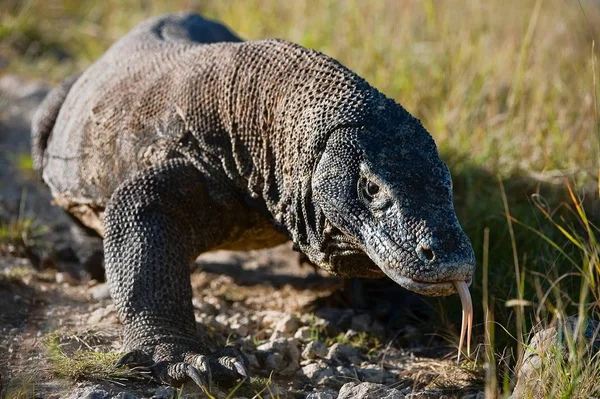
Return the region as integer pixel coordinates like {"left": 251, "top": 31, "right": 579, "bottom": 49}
{"left": 152, "top": 360, "right": 210, "bottom": 390}
{"left": 208, "top": 346, "right": 250, "bottom": 381}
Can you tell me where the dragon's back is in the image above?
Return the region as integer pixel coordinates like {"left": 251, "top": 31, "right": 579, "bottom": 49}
{"left": 40, "top": 13, "right": 242, "bottom": 224}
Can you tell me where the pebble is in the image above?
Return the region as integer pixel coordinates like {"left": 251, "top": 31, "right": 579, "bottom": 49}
{"left": 150, "top": 386, "right": 177, "bottom": 399}
{"left": 405, "top": 390, "right": 444, "bottom": 399}
{"left": 256, "top": 338, "right": 300, "bottom": 375}
{"left": 302, "top": 340, "right": 328, "bottom": 360}
{"left": 89, "top": 283, "right": 112, "bottom": 301}
{"left": 298, "top": 361, "right": 333, "bottom": 380}
{"left": 273, "top": 314, "right": 301, "bottom": 335}
{"left": 64, "top": 386, "right": 110, "bottom": 399}
{"left": 327, "top": 343, "right": 364, "bottom": 364}
{"left": 111, "top": 393, "right": 136, "bottom": 399}
{"left": 294, "top": 326, "right": 312, "bottom": 341}
{"left": 306, "top": 390, "right": 338, "bottom": 399}
{"left": 338, "top": 382, "right": 404, "bottom": 399}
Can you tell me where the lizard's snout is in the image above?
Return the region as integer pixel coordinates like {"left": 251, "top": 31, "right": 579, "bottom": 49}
{"left": 372, "top": 230, "right": 476, "bottom": 297}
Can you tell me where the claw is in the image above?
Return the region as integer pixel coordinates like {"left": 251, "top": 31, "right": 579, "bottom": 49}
{"left": 186, "top": 364, "right": 209, "bottom": 392}
{"left": 196, "top": 355, "right": 212, "bottom": 393}
{"left": 233, "top": 359, "right": 248, "bottom": 378}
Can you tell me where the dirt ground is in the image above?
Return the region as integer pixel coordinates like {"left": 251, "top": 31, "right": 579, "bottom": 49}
{"left": 0, "top": 76, "right": 483, "bottom": 398}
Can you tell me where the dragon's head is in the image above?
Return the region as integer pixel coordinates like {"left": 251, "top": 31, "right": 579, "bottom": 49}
{"left": 312, "top": 120, "right": 475, "bottom": 298}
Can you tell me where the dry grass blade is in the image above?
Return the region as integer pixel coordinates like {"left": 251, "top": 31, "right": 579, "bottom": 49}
{"left": 455, "top": 280, "right": 473, "bottom": 364}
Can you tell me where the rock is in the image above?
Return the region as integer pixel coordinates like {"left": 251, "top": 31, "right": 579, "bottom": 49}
{"left": 294, "top": 326, "right": 312, "bottom": 341}
{"left": 273, "top": 314, "right": 301, "bottom": 335}
{"left": 55, "top": 272, "right": 77, "bottom": 285}
{"left": 111, "top": 393, "right": 137, "bottom": 399}
{"left": 191, "top": 298, "right": 218, "bottom": 315}
{"left": 306, "top": 390, "right": 338, "bottom": 399}
{"left": 511, "top": 316, "right": 600, "bottom": 399}
{"left": 64, "top": 385, "right": 111, "bottom": 399}
{"left": 335, "top": 365, "right": 354, "bottom": 378}
{"left": 338, "top": 382, "right": 404, "bottom": 399}
{"left": 256, "top": 338, "right": 300, "bottom": 375}
{"left": 215, "top": 313, "right": 229, "bottom": 326}
{"left": 87, "top": 304, "right": 117, "bottom": 325}
{"left": 298, "top": 361, "right": 333, "bottom": 380}
{"left": 405, "top": 390, "right": 444, "bottom": 399}
{"left": 89, "top": 283, "right": 112, "bottom": 301}
{"left": 270, "top": 329, "right": 289, "bottom": 341}
{"left": 150, "top": 386, "right": 177, "bottom": 399}
{"left": 327, "top": 343, "right": 364, "bottom": 364}
{"left": 228, "top": 314, "right": 250, "bottom": 336}
{"left": 265, "top": 352, "right": 286, "bottom": 370}
{"left": 302, "top": 340, "right": 328, "bottom": 360}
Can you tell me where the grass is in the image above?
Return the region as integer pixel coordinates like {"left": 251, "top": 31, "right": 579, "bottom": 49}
{"left": 489, "top": 183, "right": 600, "bottom": 398}
{"left": 2, "top": 0, "right": 600, "bottom": 397}
{"left": 44, "top": 331, "right": 280, "bottom": 399}
{"left": 0, "top": 191, "right": 48, "bottom": 261}
{"left": 44, "top": 332, "right": 148, "bottom": 382}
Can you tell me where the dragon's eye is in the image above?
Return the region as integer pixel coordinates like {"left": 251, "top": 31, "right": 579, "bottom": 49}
{"left": 362, "top": 180, "right": 380, "bottom": 201}
{"left": 366, "top": 181, "right": 380, "bottom": 196}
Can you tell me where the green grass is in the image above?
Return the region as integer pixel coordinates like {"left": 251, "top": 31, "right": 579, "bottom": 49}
{"left": 0, "top": 192, "right": 48, "bottom": 259}
{"left": 44, "top": 332, "right": 148, "bottom": 382}
{"left": 2, "top": 0, "right": 600, "bottom": 396}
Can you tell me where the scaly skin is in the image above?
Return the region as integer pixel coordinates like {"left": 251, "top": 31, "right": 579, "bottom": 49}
{"left": 32, "top": 12, "right": 475, "bottom": 387}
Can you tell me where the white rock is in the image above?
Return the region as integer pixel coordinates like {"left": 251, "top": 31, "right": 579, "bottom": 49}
{"left": 338, "top": 382, "right": 404, "bottom": 399}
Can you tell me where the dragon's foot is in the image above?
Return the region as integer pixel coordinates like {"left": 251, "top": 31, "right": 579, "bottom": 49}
{"left": 116, "top": 344, "right": 249, "bottom": 391}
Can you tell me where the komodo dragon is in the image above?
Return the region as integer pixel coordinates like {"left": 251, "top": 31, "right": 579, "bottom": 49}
{"left": 32, "top": 12, "right": 476, "bottom": 388}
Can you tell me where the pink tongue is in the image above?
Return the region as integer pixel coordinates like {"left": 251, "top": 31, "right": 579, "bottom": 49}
{"left": 454, "top": 280, "right": 473, "bottom": 363}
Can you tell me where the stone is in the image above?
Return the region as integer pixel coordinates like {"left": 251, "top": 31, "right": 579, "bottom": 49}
{"left": 294, "top": 326, "right": 312, "bottom": 341}
{"left": 338, "top": 382, "right": 404, "bottom": 399}
{"left": 265, "top": 352, "right": 285, "bottom": 371}
{"left": 89, "top": 283, "right": 111, "bottom": 301}
{"left": 87, "top": 304, "right": 117, "bottom": 325}
{"left": 64, "top": 386, "right": 111, "bottom": 399}
{"left": 111, "top": 393, "right": 137, "bottom": 399}
{"left": 405, "top": 390, "right": 444, "bottom": 399}
{"left": 327, "top": 343, "right": 364, "bottom": 364}
{"left": 274, "top": 314, "right": 301, "bottom": 335}
{"left": 256, "top": 338, "right": 300, "bottom": 375}
{"left": 298, "top": 361, "right": 333, "bottom": 380}
{"left": 306, "top": 390, "right": 338, "bottom": 399}
{"left": 55, "top": 272, "right": 76, "bottom": 285}
{"left": 511, "top": 316, "right": 600, "bottom": 399}
{"left": 150, "top": 386, "right": 177, "bottom": 399}
{"left": 302, "top": 340, "right": 328, "bottom": 360}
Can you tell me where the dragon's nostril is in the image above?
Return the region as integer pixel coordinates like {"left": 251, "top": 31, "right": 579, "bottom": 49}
{"left": 418, "top": 245, "right": 435, "bottom": 261}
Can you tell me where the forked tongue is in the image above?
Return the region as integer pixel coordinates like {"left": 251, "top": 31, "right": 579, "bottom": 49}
{"left": 454, "top": 280, "right": 472, "bottom": 363}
